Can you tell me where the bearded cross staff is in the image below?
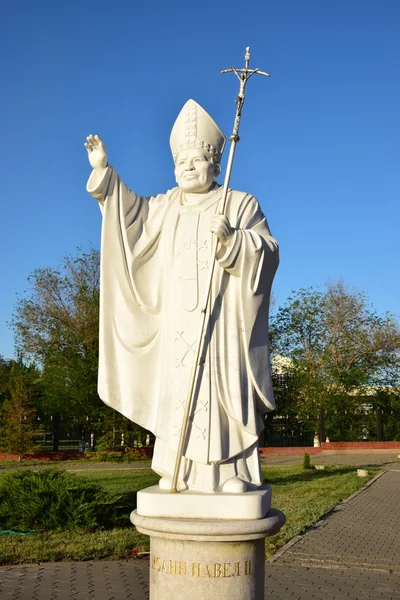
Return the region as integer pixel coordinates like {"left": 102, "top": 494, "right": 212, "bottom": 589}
{"left": 171, "top": 47, "right": 270, "bottom": 493}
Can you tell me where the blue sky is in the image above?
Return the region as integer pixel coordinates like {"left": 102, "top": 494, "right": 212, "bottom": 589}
{"left": 0, "top": 0, "right": 399, "bottom": 359}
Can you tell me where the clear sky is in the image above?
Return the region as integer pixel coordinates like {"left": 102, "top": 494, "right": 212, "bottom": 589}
{"left": 0, "top": 0, "right": 399, "bottom": 359}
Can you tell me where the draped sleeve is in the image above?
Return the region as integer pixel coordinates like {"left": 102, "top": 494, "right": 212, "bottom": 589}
{"left": 86, "top": 167, "right": 174, "bottom": 432}
{"left": 212, "top": 192, "right": 279, "bottom": 448}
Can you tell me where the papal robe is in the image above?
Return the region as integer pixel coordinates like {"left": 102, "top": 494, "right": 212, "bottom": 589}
{"left": 87, "top": 167, "right": 279, "bottom": 491}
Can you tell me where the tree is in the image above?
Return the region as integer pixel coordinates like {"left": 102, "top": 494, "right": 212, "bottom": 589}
{"left": 0, "top": 360, "right": 42, "bottom": 459}
{"left": 10, "top": 247, "right": 153, "bottom": 447}
{"left": 0, "top": 355, "right": 10, "bottom": 409}
{"left": 11, "top": 249, "right": 102, "bottom": 429}
{"left": 270, "top": 281, "right": 400, "bottom": 438}
{"left": 270, "top": 286, "right": 334, "bottom": 433}
{"left": 96, "top": 407, "right": 150, "bottom": 451}
{"left": 323, "top": 281, "right": 400, "bottom": 389}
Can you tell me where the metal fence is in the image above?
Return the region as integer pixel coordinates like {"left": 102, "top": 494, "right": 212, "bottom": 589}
{"left": 262, "top": 414, "right": 314, "bottom": 447}
{"left": 261, "top": 406, "right": 400, "bottom": 447}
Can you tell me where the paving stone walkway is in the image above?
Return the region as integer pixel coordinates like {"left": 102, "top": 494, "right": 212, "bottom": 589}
{"left": 0, "top": 561, "right": 149, "bottom": 600}
{"left": 1, "top": 466, "right": 399, "bottom": 599}
{"left": 264, "top": 563, "right": 400, "bottom": 599}
{"left": 267, "top": 469, "right": 400, "bottom": 599}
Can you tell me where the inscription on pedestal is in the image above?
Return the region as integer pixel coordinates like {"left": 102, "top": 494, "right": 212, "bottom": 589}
{"left": 151, "top": 556, "right": 252, "bottom": 578}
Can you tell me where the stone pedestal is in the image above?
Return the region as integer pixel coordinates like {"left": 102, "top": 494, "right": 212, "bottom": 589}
{"left": 131, "top": 508, "right": 285, "bottom": 600}
{"left": 137, "top": 485, "right": 272, "bottom": 519}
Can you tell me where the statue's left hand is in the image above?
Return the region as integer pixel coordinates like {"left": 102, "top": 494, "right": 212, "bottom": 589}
{"left": 211, "top": 215, "right": 234, "bottom": 246}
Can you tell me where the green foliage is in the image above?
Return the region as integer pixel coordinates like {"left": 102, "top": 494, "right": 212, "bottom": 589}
{"left": 0, "top": 465, "right": 378, "bottom": 564}
{"left": 10, "top": 250, "right": 152, "bottom": 445}
{"left": 9, "top": 251, "right": 400, "bottom": 446}
{"left": 95, "top": 408, "right": 149, "bottom": 452}
{"left": 264, "top": 464, "right": 379, "bottom": 557}
{"left": 95, "top": 431, "right": 120, "bottom": 452}
{"left": 270, "top": 281, "right": 400, "bottom": 432}
{"left": 302, "top": 452, "right": 312, "bottom": 469}
{"left": 0, "top": 469, "right": 128, "bottom": 532}
{"left": 93, "top": 449, "right": 150, "bottom": 462}
{"left": 95, "top": 451, "right": 125, "bottom": 463}
{"left": 0, "top": 361, "right": 42, "bottom": 457}
{"left": 11, "top": 249, "right": 102, "bottom": 428}
{"left": 0, "top": 356, "right": 10, "bottom": 409}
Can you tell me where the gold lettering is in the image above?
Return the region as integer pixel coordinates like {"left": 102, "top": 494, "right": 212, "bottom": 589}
{"left": 151, "top": 558, "right": 189, "bottom": 577}
{"left": 213, "top": 563, "right": 222, "bottom": 578}
{"left": 153, "top": 557, "right": 250, "bottom": 578}
{"left": 171, "top": 561, "right": 186, "bottom": 576}
{"left": 152, "top": 557, "right": 161, "bottom": 572}
{"left": 205, "top": 564, "right": 213, "bottom": 578}
{"left": 192, "top": 563, "right": 201, "bottom": 577}
{"left": 169, "top": 560, "right": 176, "bottom": 575}
{"left": 244, "top": 560, "right": 252, "bottom": 575}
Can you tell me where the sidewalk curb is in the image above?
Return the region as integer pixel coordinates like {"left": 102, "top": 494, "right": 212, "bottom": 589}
{"left": 268, "top": 469, "right": 386, "bottom": 564}
{"left": 341, "top": 470, "right": 385, "bottom": 504}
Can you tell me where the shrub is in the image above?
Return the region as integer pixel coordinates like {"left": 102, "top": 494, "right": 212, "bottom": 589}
{"left": 122, "top": 448, "right": 151, "bottom": 461}
{"left": 95, "top": 451, "right": 124, "bottom": 463}
{"left": 302, "top": 452, "right": 312, "bottom": 469}
{"left": 0, "top": 469, "right": 130, "bottom": 532}
{"left": 93, "top": 449, "right": 152, "bottom": 462}
{"left": 95, "top": 432, "right": 119, "bottom": 452}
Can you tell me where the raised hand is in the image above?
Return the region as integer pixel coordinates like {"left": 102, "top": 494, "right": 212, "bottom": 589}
{"left": 210, "top": 214, "right": 234, "bottom": 246}
{"left": 85, "top": 135, "right": 107, "bottom": 170}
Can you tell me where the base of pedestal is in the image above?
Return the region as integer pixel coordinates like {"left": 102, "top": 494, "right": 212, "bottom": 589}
{"left": 131, "top": 509, "right": 285, "bottom": 600}
{"left": 137, "top": 485, "right": 271, "bottom": 519}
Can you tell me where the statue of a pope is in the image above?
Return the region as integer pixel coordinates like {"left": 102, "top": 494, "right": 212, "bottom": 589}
{"left": 85, "top": 99, "right": 279, "bottom": 493}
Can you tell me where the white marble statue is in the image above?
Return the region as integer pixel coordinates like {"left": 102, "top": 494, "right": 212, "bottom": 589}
{"left": 85, "top": 99, "right": 279, "bottom": 494}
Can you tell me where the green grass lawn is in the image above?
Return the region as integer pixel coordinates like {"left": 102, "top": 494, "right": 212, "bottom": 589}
{"left": 0, "top": 464, "right": 379, "bottom": 565}
{"left": 263, "top": 465, "right": 380, "bottom": 555}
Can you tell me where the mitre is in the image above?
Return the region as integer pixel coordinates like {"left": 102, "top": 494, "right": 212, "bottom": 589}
{"left": 170, "top": 99, "right": 226, "bottom": 163}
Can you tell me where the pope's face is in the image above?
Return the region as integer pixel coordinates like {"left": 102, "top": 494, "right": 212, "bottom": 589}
{"left": 174, "top": 149, "right": 217, "bottom": 194}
